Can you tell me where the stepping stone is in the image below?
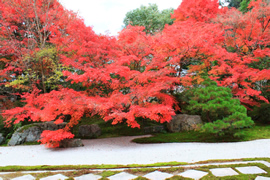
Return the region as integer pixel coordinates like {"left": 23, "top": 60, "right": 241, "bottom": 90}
{"left": 236, "top": 166, "right": 267, "bottom": 174}
{"left": 11, "top": 175, "right": 35, "bottom": 180}
{"left": 74, "top": 173, "right": 102, "bottom": 180}
{"left": 178, "top": 169, "right": 208, "bottom": 180}
{"left": 108, "top": 172, "right": 138, "bottom": 180}
{"left": 40, "top": 174, "right": 69, "bottom": 180}
{"left": 255, "top": 176, "right": 270, "bottom": 180}
{"left": 143, "top": 170, "right": 174, "bottom": 180}
{"left": 210, "top": 168, "right": 238, "bottom": 177}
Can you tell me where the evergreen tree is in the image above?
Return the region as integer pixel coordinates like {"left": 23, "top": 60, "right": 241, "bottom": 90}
{"left": 183, "top": 78, "right": 254, "bottom": 136}
{"left": 123, "top": 4, "right": 174, "bottom": 35}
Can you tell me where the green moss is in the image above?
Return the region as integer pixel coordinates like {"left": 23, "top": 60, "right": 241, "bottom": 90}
{"left": 160, "top": 167, "right": 185, "bottom": 173}
{"left": 65, "top": 178, "right": 74, "bottom": 180}
{"left": 133, "top": 125, "right": 270, "bottom": 143}
{"left": 0, "top": 164, "right": 122, "bottom": 172}
{"left": 198, "top": 163, "right": 269, "bottom": 180}
{"left": 128, "top": 161, "right": 188, "bottom": 168}
{"left": 72, "top": 115, "right": 164, "bottom": 139}
{"left": 134, "top": 177, "right": 149, "bottom": 180}
{"left": 128, "top": 168, "right": 156, "bottom": 174}
{"left": 1, "top": 160, "right": 270, "bottom": 180}
{"left": 17, "top": 123, "right": 39, "bottom": 133}
{"left": 168, "top": 176, "right": 193, "bottom": 180}
{"left": 99, "top": 171, "right": 119, "bottom": 177}
{"left": 99, "top": 178, "right": 109, "bottom": 180}
{"left": 243, "top": 158, "right": 270, "bottom": 163}
{"left": 35, "top": 172, "right": 56, "bottom": 179}
{"left": 0, "top": 162, "right": 188, "bottom": 172}
{"left": 22, "top": 141, "right": 41, "bottom": 145}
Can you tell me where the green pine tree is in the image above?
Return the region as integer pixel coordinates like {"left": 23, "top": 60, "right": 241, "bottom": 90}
{"left": 183, "top": 77, "right": 254, "bottom": 136}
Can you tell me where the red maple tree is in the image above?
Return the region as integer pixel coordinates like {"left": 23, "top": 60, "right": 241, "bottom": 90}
{"left": 169, "top": 0, "right": 270, "bottom": 106}
{"left": 2, "top": 0, "right": 270, "bottom": 147}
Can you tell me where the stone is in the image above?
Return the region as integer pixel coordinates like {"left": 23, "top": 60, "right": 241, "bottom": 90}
{"left": 108, "top": 172, "right": 138, "bottom": 180}
{"left": 39, "top": 121, "right": 67, "bottom": 131}
{"left": 24, "top": 126, "right": 43, "bottom": 142}
{"left": 74, "top": 173, "right": 102, "bottom": 180}
{"left": 210, "top": 168, "right": 238, "bottom": 177}
{"left": 11, "top": 174, "right": 35, "bottom": 180}
{"left": 40, "top": 174, "right": 69, "bottom": 180}
{"left": 178, "top": 169, "right": 208, "bottom": 179}
{"left": 143, "top": 125, "right": 165, "bottom": 133}
{"left": 8, "top": 122, "right": 67, "bottom": 146}
{"left": 78, "top": 124, "right": 101, "bottom": 138}
{"left": 0, "top": 133, "right": 5, "bottom": 145}
{"left": 143, "top": 171, "right": 174, "bottom": 180}
{"left": 59, "top": 138, "right": 84, "bottom": 148}
{"left": 167, "top": 114, "right": 202, "bottom": 132}
{"left": 255, "top": 176, "right": 270, "bottom": 180}
{"left": 235, "top": 166, "right": 267, "bottom": 174}
{"left": 8, "top": 125, "right": 41, "bottom": 146}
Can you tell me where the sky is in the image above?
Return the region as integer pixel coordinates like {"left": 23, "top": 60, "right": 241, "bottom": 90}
{"left": 59, "top": 0, "right": 182, "bottom": 36}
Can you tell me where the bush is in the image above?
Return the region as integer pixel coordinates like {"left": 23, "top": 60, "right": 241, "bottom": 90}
{"left": 181, "top": 77, "right": 254, "bottom": 136}
{"left": 0, "top": 115, "right": 23, "bottom": 142}
{"left": 0, "top": 99, "right": 28, "bottom": 143}
{"left": 248, "top": 103, "right": 270, "bottom": 124}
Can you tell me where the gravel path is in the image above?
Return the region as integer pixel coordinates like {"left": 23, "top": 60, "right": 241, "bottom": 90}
{"left": 0, "top": 135, "right": 269, "bottom": 166}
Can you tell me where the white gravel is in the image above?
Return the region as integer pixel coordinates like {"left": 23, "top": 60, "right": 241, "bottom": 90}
{"left": 0, "top": 135, "right": 270, "bottom": 166}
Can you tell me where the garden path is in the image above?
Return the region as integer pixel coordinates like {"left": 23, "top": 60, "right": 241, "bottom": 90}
{"left": 0, "top": 135, "right": 270, "bottom": 166}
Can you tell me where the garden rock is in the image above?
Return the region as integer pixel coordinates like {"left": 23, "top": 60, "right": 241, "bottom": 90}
{"left": 78, "top": 124, "right": 101, "bottom": 138}
{"left": 167, "top": 114, "right": 202, "bottom": 132}
{"left": 143, "top": 125, "right": 165, "bottom": 134}
{"left": 0, "top": 133, "right": 5, "bottom": 145}
{"left": 59, "top": 138, "right": 84, "bottom": 148}
{"left": 39, "top": 121, "right": 67, "bottom": 130}
{"left": 8, "top": 122, "right": 67, "bottom": 146}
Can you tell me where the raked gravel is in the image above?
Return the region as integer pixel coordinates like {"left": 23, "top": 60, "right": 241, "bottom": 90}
{"left": 0, "top": 135, "right": 270, "bottom": 166}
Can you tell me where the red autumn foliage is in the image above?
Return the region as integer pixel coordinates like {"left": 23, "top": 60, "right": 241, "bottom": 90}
{"left": 168, "top": 0, "right": 270, "bottom": 106}
{"left": 209, "top": 0, "right": 270, "bottom": 105}
{"left": 39, "top": 129, "right": 74, "bottom": 148}
{"left": 1, "top": 0, "right": 270, "bottom": 147}
{"left": 2, "top": 24, "right": 181, "bottom": 147}
{"left": 172, "top": 0, "right": 220, "bottom": 22}
{"left": 0, "top": 0, "right": 86, "bottom": 92}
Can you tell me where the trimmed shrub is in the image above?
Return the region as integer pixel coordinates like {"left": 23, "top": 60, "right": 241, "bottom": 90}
{"left": 182, "top": 78, "right": 254, "bottom": 136}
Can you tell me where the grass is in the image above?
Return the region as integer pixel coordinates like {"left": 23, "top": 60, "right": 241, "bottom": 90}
{"left": 134, "top": 177, "right": 149, "bottom": 180}
{"left": 127, "top": 161, "right": 188, "bottom": 168}
{"left": 132, "top": 124, "right": 270, "bottom": 143}
{"left": 72, "top": 117, "right": 270, "bottom": 144}
{"left": 99, "top": 171, "right": 119, "bottom": 177}
{"left": 2, "top": 114, "right": 270, "bottom": 145}
{"left": 169, "top": 177, "right": 193, "bottom": 180}
{"left": 0, "top": 115, "right": 151, "bottom": 146}
{"left": 197, "top": 162, "right": 270, "bottom": 180}
{"left": 159, "top": 162, "right": 270, "bottom": 180}
{"left": 0, "top": 162, "right": 189, "bottom": 172}
{"left": 2, "top": 161, "right": 270, "bottom": 180}
{"left": 1, "top": 158, "right": 270, "bottom": 172}
{"left": 0, "top": 165, "right": 122, "bottom": 172}
{"left": 71, "top": 116, "right": 270, "bottom": 144}
{"left": 72, "top": 115, "right": 162, "bottom": 139}
{"left": 194, "top": 157, "right": 270, "bottom": 165}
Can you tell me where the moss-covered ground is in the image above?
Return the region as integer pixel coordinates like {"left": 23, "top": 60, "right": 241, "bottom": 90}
{"left": 1, "top": 158, "right": 270, "bottom": 180}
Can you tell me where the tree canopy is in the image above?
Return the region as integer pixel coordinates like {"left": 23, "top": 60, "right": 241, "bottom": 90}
{"left": 123, "top": 4, "right": 174, "bottom": 34}
{"left": 1, "top": 0, "right": 269, "bottom": 148}
{"left": 222, "top": 0, "right": 252, "bottom": 12}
